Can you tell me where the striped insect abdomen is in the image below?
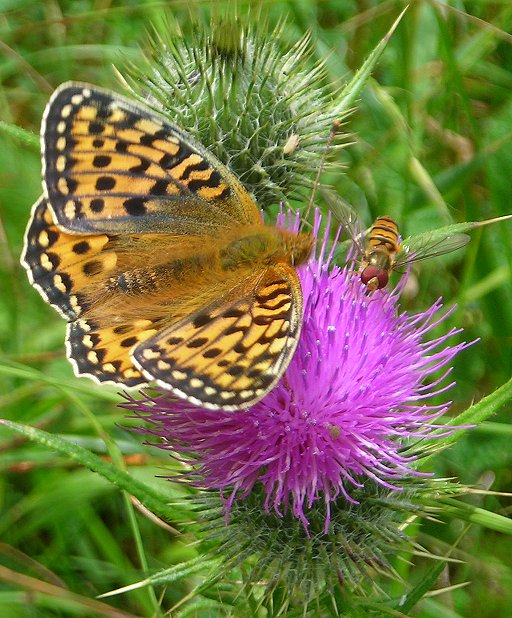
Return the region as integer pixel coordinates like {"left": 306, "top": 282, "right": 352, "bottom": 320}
{"left": 367, "top": 216, "right": 400, "bottom": 253}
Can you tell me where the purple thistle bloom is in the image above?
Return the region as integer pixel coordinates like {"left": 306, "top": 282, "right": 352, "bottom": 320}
{"left": 125, "top": 213, "right": 469, "bottom": 532}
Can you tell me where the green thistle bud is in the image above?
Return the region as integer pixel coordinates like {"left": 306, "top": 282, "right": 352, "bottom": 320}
{"left": 123, "top": 18, "right": 345, "bottom": 208}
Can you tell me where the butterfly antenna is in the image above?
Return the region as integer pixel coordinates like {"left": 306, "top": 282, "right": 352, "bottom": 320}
{"left": 302, "top": 119, "right": 341, "bottom": 228}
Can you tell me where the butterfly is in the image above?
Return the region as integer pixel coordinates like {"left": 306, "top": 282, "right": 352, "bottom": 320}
{"left": 21, "top": 83, "right": 314, "bottom": 410}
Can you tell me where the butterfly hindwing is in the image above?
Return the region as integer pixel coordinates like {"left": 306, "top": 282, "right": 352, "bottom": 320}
{"left": 65, "top": 316, "right": 161, "bottom": 387}
{"left": 42, "top": 82, "right": 261, "bottom": 235}
{"left": 21, "top": 197, "right": 115, "bottom": 319}
{"left": 132, "top": 264, "right": 303, "bottom": 410}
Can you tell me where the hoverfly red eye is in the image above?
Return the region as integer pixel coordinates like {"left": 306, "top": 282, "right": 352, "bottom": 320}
{"left": 361, "top": 266, "right": 389, "bottom": 290}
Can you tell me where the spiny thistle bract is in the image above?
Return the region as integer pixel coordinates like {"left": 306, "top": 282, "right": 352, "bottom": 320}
{"left": 186, "top": 478, "right": 460, "bottom": 611}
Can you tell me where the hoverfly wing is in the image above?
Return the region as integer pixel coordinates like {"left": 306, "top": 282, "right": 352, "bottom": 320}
{"left": 319, "top": 186, "right": 367, "bottom": 252}
{"left": 395, "top": 231, "right": 471, "bottom": 269}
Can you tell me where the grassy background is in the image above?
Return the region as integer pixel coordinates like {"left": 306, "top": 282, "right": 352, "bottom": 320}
{"left": 1, "top": 1, "right": 511, "bottom": 616}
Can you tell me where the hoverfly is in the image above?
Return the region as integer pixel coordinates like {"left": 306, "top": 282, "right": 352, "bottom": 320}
{"left": 321, "top": 188, "right": 471, "bottom": 292}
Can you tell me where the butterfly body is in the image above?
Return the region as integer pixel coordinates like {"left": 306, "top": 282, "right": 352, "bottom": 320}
{"left": 22, "top": 83, "right": 313, "bottom": 410}
{"left": 79, "top": 224, "right": 312, "bottom": 323}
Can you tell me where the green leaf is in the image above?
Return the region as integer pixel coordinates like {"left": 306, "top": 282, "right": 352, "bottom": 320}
{"left": 336, "top": 7, "right": 409, "bottom": 116}
{"left": 431, "top": 498, "right": 512, "bottom": 535}
{"left": 0, "top": 120, "right": 39, "bottom": 149}
{"left": 403, "top": 214, "right": 512, "bottom": 246}
{"left": 396, "top": 560, "right": 447, "bottom": 614}
{"left": 420, "top": 375, "right": 512, "bottom": 462}
{"left": 98, "top": 555, "right": 221, "bottom": 598}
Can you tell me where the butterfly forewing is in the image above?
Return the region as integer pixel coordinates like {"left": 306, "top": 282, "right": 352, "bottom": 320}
{"left": 42, "top": 82, "right": 261, "bottom": 235}
{"left": 132, "top": 264, "right": 303, "bottom": 410}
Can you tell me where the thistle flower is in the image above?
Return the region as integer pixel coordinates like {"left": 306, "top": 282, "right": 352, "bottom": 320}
{"left": 125, "top": 213, "right": 469, "bottom": 537}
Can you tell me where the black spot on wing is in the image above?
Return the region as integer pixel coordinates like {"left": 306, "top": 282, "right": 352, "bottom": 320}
{"left": 96, "top": 176, "right": 116, "bottom": 191}
{"left": 93, "top": 155, "right": 111, "bottom": 168}
{"left": 123, "top": 198, "right": 147, "bottom": 216}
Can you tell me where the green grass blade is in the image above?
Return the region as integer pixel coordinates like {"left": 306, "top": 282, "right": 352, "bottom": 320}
{"left": 0, "top": 419, "right": 185, "bottom": 523}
